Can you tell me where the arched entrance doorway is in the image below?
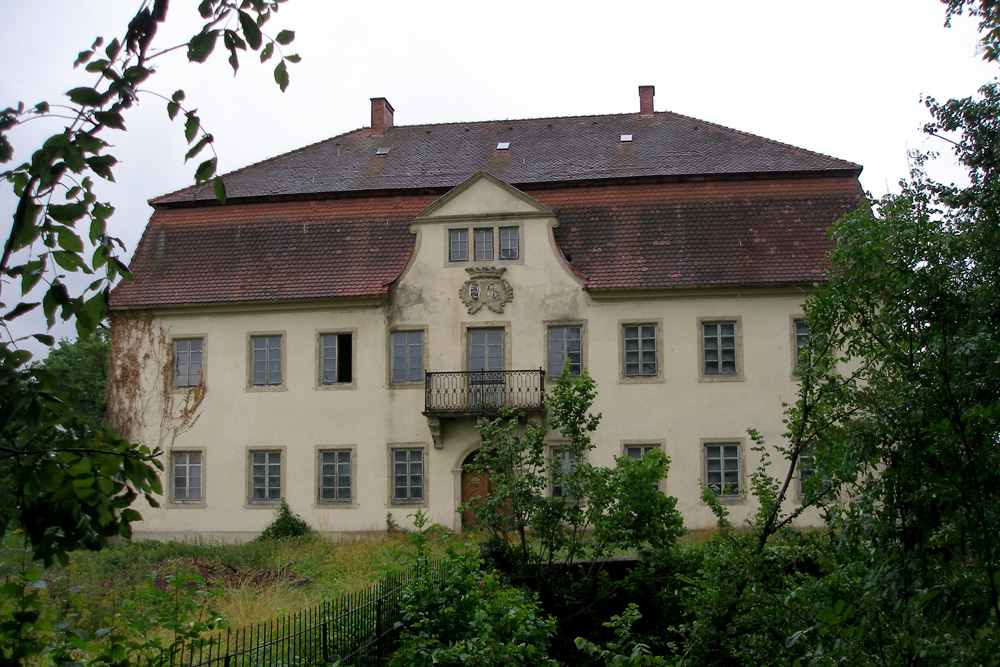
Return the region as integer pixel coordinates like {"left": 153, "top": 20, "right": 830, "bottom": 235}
{"left": 460, "top": 450, "right": 491, "bottom": 529}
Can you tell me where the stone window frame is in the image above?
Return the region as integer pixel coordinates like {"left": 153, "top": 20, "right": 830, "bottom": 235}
{"left": 445, "top": 223, "right": 524, "bottom": 266}
{"left": 388, "top": 328, "right": 427, "bottom": 388}
{"left": 316, "top": 445, "right": 356, "bottom": 507}
{"left": 246, "top": 447, "right": 285, "bottom": 507}
{"left": 697, "top": 317, "right": 744, "bottom": 382}
{"left": 171, "top": 336, "right": 206, "bottom": 390}
{"left": 622, "top": 440, "right": 664, "bottom": 493}
{"left": 168, "top": 449, "right": 206, "bottom": 507}
{"left": 247, "top": 332, "right": 286, "bottom": 391}
{"left": 618, "top": 319, "right": 664, "bottom": 384}
{"left": 316, "top": 329, "right": 357, "bottom": 390}
{"left": 701, "top": 438, "right": 746, "bottom": 504}
{"left": 389, "top": 444, "right": 428, "bottom": 507}
{"left": 545, "top": 321, "right": 586, "bottom": 379}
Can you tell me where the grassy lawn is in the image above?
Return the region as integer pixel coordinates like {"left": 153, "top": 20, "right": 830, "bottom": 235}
{"left": 1, "top": 526, "right": 469, "bottom": 632}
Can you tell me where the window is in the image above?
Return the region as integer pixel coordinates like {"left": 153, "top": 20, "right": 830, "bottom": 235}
{"left": 548, "top": 326, "right": 582, "bottom": 377}
{"left": 797, "top": 448, "right": 813, "bottom": 499}
{"left": 623, "top": 324, "right": 658, "bottom": 377}
{"left": 449, "top": 229, "right": 468, "bottom": 262}
{"left": 551, "top": 446, "right": 578, "bottom": 498}
{"left": 173, "top": 338, "right": 203, "bottom": 388}
{"left": 250, "top": 450, "right": 282, "bottom": 503}
{"left": 794, "top": 320, "right": 810, "bottom": 362}
{"left": 448, "top": 225, "right": 521, "bottom": 263}
{"left": 474, "top": 228, "right": 494, "bottom": 261}
{"left": 320, "top": 333, "right": 353, "bottom": 385}
{"left": 392, "top": 449, "right": 424, "bottom": 503}
{"left": 704, "top": 443, "right": 741, "bottom": 497}
{"left": 171, "top": 451, "right": 202, "bottom": 502}
{"left": 390, "top": 331, "right": 424, "bottom": 384}
{"left": 702, "top": 321, "right": 737, "bottom": 376}
{"left": 250, "top": 335, "right": 282, "bottom": 386}
{"left": 499, "top": 227, "right": 519, "bottom": 260}
{"left": 319, "top": 450, "right": 352, "bottom": 503}
{"left": 625, "top": 444, "right": 660, "bottom": 492}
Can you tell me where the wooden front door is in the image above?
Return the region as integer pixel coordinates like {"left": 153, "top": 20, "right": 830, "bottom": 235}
{"left": 460, "top": 450, "right": 491, "bottom": 529}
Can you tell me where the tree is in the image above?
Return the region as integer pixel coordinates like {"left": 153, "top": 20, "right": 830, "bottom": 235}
{"left": 0, "top": 0, "right": 298, "bottom": 564}
{"left": 33, "top": 329, "right": 111, "bottom": 428}
{"left": 0, "top": 4, "right": 298, "bottom": 663}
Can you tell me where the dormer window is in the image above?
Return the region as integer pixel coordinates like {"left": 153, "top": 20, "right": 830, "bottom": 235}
{"left": 447, "top": 225, "right": 520, "bottom": 263}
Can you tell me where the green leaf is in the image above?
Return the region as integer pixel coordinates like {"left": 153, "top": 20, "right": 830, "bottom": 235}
{"left": 52, "top": 250, "right": 89, "bottom": 273}
{"left": 32, "top": 333, "right": 55, "bottom": 346}
{"left": 260, "top": 42, "right": 274, "bottom": 63}
{"left": 47, "top": 202, "right": 88, "bottom": 224}
{"left": 198, "top": 0, "right": 214, "bottom": 18}
{"left": 105, "top": 38, "right": 121, "bottom": 60}
{"left": 167, "top": 101, "right": 180, "bottom": 120}
{"left": 187, "top": 30, "right": 218, "bottom": 63}
{"left": 276, "top": 30, "right": 295, "bottom": 45}
{"left": 214, "top": 176, "right": 227, "bottom": 203}
{"left": 87, "top": 154, "right": 117, "bottom": 181}
{"left": 34, "top": 101, "right": 50, "bottom": 114}
{"left": 238, "top": 10, "right": 263, "bottom": 50}
{"left": 56, "top": 227, "right": 85, "bottom": 253}
{"left": 284, "top": 53, "right": 301, "bottom": 64}
{"left": 4, "top": 301, "right": 38, "bottom": 321}
{"left": 172, "top": 89, "right": 186, "bottom": 103}
{"left": 94, "top": 110, "right": 126, "bottom": 130}
{"left": 273, "top": 60, "right": 289, "bottom": 92}
{"left": 184, "top": 112, "right": 200, "bottom": 143}
{"left": 185, "top": 135, "right": 212, "bottom": 161}
{"left": 66, "top": 87, "right": 105, "bottom": 107}
{"left": 194, "top": 158, "right": 217, "bottom": 183}
{"left": 74, "top": 50, "right": 94, "bottom": 68}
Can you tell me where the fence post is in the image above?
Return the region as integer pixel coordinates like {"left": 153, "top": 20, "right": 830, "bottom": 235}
{"left": 376, "top": 594, "right": 384, "bottom": 666}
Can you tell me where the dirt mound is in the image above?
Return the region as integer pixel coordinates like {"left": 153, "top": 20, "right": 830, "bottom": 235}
{"left": 151, "top": 557, "right": 309, "bottom": 590}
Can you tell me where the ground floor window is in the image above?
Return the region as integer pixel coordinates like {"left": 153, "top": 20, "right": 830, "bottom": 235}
{"left": 392, "top": 449, "right": 424, "bottom": 503}
{"left": 171, "top": 451, "right": 202, "bottom": 502}
{"left": 250, "top": 450, "right": 282, "bottom": 502}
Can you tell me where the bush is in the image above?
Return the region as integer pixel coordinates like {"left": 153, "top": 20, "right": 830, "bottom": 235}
{"left": 256, "top": 501, "right": 312, "bottom": 540}
{"left": 388, "top": 552, "right": 559, "bottom": 667}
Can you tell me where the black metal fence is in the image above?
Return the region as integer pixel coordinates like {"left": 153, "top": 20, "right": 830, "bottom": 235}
{"left": 424, "top": 369, "right": 545, "bottom": 416}
{"left": 152, "top": 563, "right": 439, "bottom": 667}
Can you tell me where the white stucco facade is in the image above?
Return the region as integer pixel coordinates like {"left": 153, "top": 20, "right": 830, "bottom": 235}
{"left": 115, "top": 173, "right": 820, "bottom": 541}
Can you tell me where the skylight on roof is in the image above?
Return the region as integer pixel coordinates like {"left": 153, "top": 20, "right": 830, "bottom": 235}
{"left": 496, "top": 142, "right": 510, "bottom": 150}
{"left": 620, "top": 134, "right": 633, "bottom": 142}
{"left": 376, "top": 147, "right": 390, "bottom": 155}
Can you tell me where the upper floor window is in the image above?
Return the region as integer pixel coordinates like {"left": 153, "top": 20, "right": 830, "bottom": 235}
{"left": 548, "top": 326, "right": 582, "bottom": 377}
{"left": 499, "top": 227, "right": 519, "bottom": 259}
{"left": 474, "top": 228, "right": 493, "bottom": 261}
{"left": 173, "top": 338, "right": 203, "bottom": 388}
{"left": 320, "top": 333, "right": 353, "bottom": 385}
{"left": 797, "top": 448, "right": 813, "bottom": 499}
{"left": 250, "top": 335, "right": 282, "bottom": 387}
{"left": 448, "top": 225, "right": 520, "bottom": 263}
{"left": 623, "top": 324, "right": 658, "bottom": 377}
{"left": 702, "top": 321, "right": 737, "bottom": 376}
{"left": 391, "top": 331, "right": 424, "bottom": 384}
{"left": 449, "top": 229, "right": 469, "bottom": 262}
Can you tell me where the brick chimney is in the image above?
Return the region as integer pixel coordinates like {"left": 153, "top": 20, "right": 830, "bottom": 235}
{"left": 370, "top": 97, "right": 394, "bottom": 135}
{"left": 639, "top": 86, "right": 655, "bottom": 118}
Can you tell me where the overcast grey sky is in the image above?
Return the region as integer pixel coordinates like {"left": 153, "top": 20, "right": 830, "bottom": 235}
{"left": 0, "top": 0, "right": 994, "bottom": 351}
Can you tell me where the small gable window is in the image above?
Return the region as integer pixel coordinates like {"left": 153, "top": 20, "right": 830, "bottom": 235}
{"left": 447, "top": 225, "right": 521, "bottom": 264}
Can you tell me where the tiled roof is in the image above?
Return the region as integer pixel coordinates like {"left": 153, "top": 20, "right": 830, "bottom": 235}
{"left": 152, "top": 110, "right": 860, "bottom": 205}
{"left": 110, "top": 196, "right": 437, "bottom": 308}
{"left": 110, "top": 177, "right": 863, "bottom": 309}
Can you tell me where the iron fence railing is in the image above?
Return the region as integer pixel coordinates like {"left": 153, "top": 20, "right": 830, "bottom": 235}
{"left": 424, "top": 369, "right": 545, "bottom": 415}
{"left": 152, "top": 563, "right": 441, "bottom": 667}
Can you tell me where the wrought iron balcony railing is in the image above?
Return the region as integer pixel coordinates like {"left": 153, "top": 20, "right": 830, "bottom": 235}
{"left": 424, "top": 369, "right": 545, "bottom": 416}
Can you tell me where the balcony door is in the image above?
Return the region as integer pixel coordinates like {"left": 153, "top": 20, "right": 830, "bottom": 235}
{"left": 468, "top": 328, "right": 504, "bottom": 408}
